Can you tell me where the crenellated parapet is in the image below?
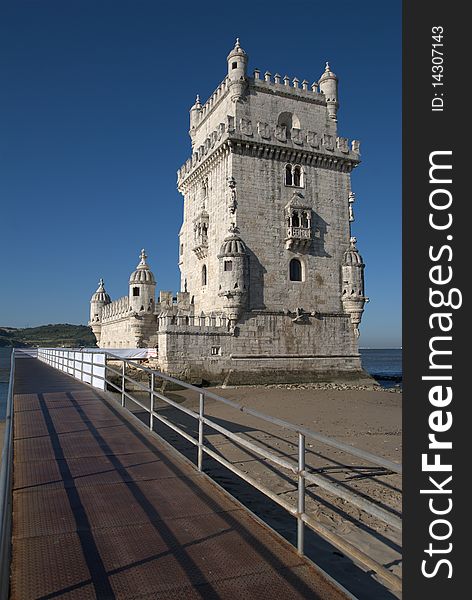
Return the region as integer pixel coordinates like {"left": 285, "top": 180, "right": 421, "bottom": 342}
{"left": 158, "top": 311, "right": 232, "bottom": 332}
{"left": 252, "top": 70, "right": 323, "bottom": 100}
{"left": 101, "top": 296, "right": 130, "bottom": 321}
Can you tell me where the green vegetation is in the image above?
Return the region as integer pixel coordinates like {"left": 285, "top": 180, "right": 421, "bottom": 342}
{"left": 0, "top": 324, "right": 97, "bottom": 348}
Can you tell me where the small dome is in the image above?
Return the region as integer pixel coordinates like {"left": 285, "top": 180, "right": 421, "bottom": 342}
{"left": 190, "top": 94, "right": 202, "bottom": 112}
{"left": 219, "top": 225, "right": 247, "bottom": 257}
{"left": 319, "top": 61, "right": 337, "bottom": 83}
{"left": 343, "top": 237, "right": 364, "bottom": 266}
{"left": 91, "top": 279, "right": 111, "bottom": 304}
{"left": 227, "top": 37, "right": 247, "bottom": 61}
{"left": 129, "top": 249, "right": 156, "bottom": 284}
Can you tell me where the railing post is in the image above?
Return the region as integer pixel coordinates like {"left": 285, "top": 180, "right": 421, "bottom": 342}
{"left": 121, "top": 361, "right": 125, "bottom": 407}
{"left": 198, "top": 393, "right": 204, "bottom": 471}
{"left": 297, "top": 432, "right": 305, "bottom": 555}
{"left": 150, "top": 372, "right": 155, "bottom": 431}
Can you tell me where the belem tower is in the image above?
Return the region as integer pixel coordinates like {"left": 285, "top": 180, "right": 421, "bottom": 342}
{"left": 88, "top": 40, "right": 369, "bottom": 385}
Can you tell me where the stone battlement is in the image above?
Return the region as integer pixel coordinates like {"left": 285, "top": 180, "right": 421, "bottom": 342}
{"left": 158, "top": 312, "right": 230, "bottom": 330}
{"left": 101, "top": 296, "right": 129, "bottom": 320}
{"left": 251, "top": 71, "right": 323, "bottom": 99}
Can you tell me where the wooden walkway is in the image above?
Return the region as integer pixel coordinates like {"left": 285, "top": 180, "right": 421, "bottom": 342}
{"left": 10, "top": 356, "right": 349, "bottom": 600}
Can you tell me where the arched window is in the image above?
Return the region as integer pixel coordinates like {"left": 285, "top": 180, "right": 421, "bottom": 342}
{"left": 285, "top": 164, "right": 293, "bottom": 186}
{"left": 277, "top": 112, "right": 300, "bottom": 139}
{"left": 289, "top": 259, "right": 302, "bottom": 282}
{"left": 202, "top": 264, "right": 207, "bottom": 286}
{"left": 291, "top": 211, "right": 300, "bottom": 227}
{"left": 284, "top": 164, "right": 303, "bottom": 187}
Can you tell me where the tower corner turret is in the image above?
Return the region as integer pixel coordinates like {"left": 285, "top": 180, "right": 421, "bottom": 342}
{"left": 227, "top": 38, "right": 248, "bottom": 101}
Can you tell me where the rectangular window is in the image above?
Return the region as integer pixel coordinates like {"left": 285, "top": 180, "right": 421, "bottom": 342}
{"left": 133, "top": 287, "right": 140, "bottom": 296}
{"left": 224, "top": 260, "right": 233, "bottom": 271}
{"left": 211, "top": 346, "right": 221, "bottom": 356}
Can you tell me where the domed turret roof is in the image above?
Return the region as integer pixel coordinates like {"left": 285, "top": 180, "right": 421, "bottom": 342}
{"left": 91, "top": 278, "right": 111, "bottom": 304}
{"left": 227, "top": 38, "right": 247, "bottom": 61}
{"left": 129, "top": 249, "right": 156, "bottom": 284}
{"left": 219, "top": 224, "right": 247, "bottom": 257}
{"left": 190, "top": 94, "right": 202, "bottom": 112}
{"left": 343, "top": 237, "right": 364, "bottom": 266}
{"left": 319, "top": 62, "right": 337, "bottom": 83}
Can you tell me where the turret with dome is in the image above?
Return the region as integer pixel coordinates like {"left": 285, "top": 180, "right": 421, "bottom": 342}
{"left": 128, "top": 249, "right": 156, "bottom": 313}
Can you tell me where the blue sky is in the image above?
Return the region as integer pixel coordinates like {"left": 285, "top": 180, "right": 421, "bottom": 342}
{"left": 0, "top": 0, "right": 401, "bottom": 348}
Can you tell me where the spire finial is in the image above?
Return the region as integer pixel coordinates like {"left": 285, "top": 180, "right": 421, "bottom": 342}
{"left": 235, "top": 37, "right": 240, "bottom": 48}
{"left": 99, "top": 277, "right": 104, "bottom": 287}
{"left": 325, "top": 61, "right": 330, "bottom": 71}
{"left": 139, "top": 249, "right": 147, "bottom": 265}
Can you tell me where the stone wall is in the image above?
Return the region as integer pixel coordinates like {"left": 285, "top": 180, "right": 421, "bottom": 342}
{"left": 157, "top": 312, "right": 365, "bottom": 384}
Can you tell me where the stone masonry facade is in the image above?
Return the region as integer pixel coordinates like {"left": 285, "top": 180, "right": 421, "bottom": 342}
{"left": 88, "top": 40, "right": 369, "bottom": 384}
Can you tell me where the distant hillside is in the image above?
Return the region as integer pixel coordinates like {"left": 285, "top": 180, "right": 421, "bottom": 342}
{"left": 0, "top": 324, "right": 97, "bottom": 348}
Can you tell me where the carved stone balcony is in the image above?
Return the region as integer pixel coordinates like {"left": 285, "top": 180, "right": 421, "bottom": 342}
{"left": 193, "top": 238, "right": 208, "bottom": 259}
{"left": 193, "top": 210, "right": 209, "bottom": 259}
{"left": 285, "top": 226, "right": 312, "bottom": 251}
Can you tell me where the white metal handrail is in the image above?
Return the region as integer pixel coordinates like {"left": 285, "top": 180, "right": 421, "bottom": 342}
{"left": 0, "top": 349, "right": 15, "bottom": 600}
{"left": 37, "top": 348, "right": 402, "bottom": 590}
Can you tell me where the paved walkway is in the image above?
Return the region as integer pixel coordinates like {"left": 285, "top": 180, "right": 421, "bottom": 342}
{"left": 10, "top": 357, "right": 348, "bottom": 599}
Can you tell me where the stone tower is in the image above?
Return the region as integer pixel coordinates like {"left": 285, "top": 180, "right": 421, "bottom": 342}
{"left": 90, "top": 40, "right": 369, "bottom": 384}
{"left": 89, "top": 278, "right": 111, "bottom": 345}
{"left": 177, "top": 39, "right": 366, "bottom": 344}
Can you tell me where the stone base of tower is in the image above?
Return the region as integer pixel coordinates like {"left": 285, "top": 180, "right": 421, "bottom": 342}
{"left": 156, "top": 312, "right": 374, "bottom": 386}
{"left": 159, "top": 355, "right": 372, "bottom": 386}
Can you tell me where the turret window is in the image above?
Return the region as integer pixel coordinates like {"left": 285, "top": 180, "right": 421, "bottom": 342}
{"left": 224, "top": 260, "right": 233, "bottom": 271}
{"left": 284, "top": 164, "right": 304, "bottom": 188}
{"left": 132, "top": 287, "right": 140, "bottom": 297}
{"left": 202, "top": 264, "right": 207, "bottom": 286}
{"left": 289, "top": 258, "right": 303, "bottom": 282}
{"left": 232, "top": 62, "right": 238, "bottom": 70}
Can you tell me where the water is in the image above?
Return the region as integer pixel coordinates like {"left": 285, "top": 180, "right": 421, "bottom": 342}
{"left": 360, "top": 348, "right": 402, "bottom": 388}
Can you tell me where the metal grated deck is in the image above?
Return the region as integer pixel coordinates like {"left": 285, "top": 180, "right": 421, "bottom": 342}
{"left": 10, "top": 357, "right": 349, "bottom": 599}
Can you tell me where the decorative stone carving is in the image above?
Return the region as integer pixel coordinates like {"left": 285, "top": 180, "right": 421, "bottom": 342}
{"left": 337, "top": 137, "right": 349, "bottom": 153}
{"left": 307, "top": 131, "right": 319, "bottom": 148}
{"left": 291, "top": 128, "right": 303, "bottom": 145}
{"left": 240, "top": 118, "right": 253, "bottom": 136}
{"left": 275, "top": 124, "right": 287, "bottom": 142}
{"left": 257, "top": 121, "right": 271, "bottom": 139}
{"left": 227, "top": 115, "right": 235, "bottom": 133}
{"left": 227, "top": 176, "right": 238, "bottom": 215}
{"left": 351, "top": 139, "right": 361, "bottom": 154}
{"left": 348, "top": 192, "right": 355, "bottom": 223}
{"left": 322, "top": 134, "right": 334, "bottom": 151}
